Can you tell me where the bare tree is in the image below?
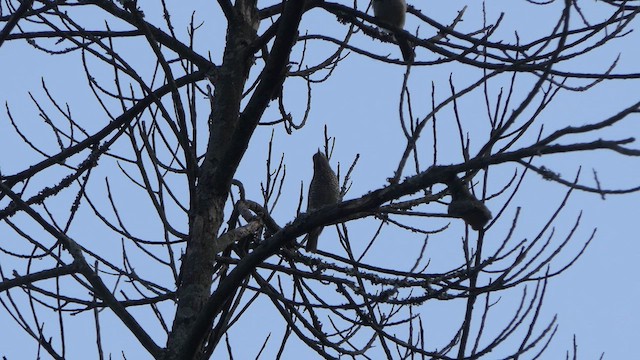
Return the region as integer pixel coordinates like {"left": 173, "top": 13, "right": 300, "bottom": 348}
{"left": 1, "top": 0, "right": 639, "bottom": 359}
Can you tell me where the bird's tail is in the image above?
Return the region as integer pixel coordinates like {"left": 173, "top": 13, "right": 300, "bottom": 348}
{"left": 398, "top": 38, "right": 414, "bottom": 63}
{"left": 305, "top": 227, "right": 323, "bottom": 252}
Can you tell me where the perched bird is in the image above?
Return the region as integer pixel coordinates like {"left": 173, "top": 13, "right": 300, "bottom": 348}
{"left": 306, "top": 151, "right": 342, "bottom": 252}
{"left": 446, "top": 176, "right": 492, "bottom": 231}
{"left": 372, "top": 0, "right": 415, "bottom": 62}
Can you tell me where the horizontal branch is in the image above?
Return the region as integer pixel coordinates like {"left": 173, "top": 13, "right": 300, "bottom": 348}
{"left": 0, "top": 263, "right": 78, "bottom": 292}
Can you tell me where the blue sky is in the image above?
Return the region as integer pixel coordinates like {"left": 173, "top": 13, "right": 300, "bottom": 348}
{"left": 1, "top": 1, "right": 639, "bottom": 358}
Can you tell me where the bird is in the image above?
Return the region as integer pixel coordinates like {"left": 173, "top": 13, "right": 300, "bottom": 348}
{"left": 372, "top": 0, "right": 415, "bottom": 62}
{"left": 446, "top": 176, "right": 492, "bottom": 231}
{"left": 306, "top": 151, "right": 342, "bottom": 252}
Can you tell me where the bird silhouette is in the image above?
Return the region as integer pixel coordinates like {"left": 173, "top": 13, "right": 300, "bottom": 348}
{"left": 372, "top": 0, "right": 415, "bottom": 62}
{"left": 306, "top": 151, "right": 342, "bottom": 252}
{"left": 446, "top": 176, "right": 492, "bottom": 231}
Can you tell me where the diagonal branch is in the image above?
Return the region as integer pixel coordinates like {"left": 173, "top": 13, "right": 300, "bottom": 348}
{"left": 0, "top": 70, "right": 206, "bottom": 194}
{"left": 0, "top": 182, "right": 163, "bottom": 358}
{"left": 0, "top": 0, "right": 35, "bottom": 48}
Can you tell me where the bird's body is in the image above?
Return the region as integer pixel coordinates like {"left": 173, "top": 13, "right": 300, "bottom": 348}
{"left": 372, "top": 0, "right": 407, "bottom": 28}
{"left": 306, "top": 151, "right": 341, "bottom": 252}
{"left": 446, "top": 177, "right": 492, "bottom": 231}
{"left": 372, "top": 0, "right": 414, "bottom": 62}
{"left": 448, "top": 198, "right": 492, "bottom": 231}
